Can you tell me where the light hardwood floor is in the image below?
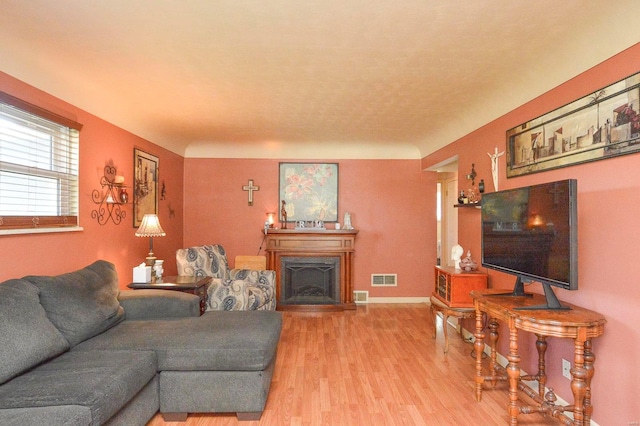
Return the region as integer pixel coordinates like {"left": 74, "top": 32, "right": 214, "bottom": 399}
{"left": 148, "top": 304, "right": 558, "bottom": 425}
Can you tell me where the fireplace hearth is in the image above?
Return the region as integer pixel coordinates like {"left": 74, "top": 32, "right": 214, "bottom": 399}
{"left": 282, "top": 257, "right": 340, "bottom": 305}
{"left": 265, "top": 229, "right": 358, "bottom": 311}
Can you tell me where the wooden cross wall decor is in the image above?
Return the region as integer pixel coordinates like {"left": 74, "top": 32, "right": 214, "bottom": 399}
{"left": 242, "top": 179, "right": 260, "bottom": 206}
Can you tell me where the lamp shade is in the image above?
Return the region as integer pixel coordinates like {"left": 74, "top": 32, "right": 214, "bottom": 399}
{"left": 266, "top": 212, "right": 275, "bottom": 225}
{"left": 135, "top": 214, "right": 166, "bottom": 237}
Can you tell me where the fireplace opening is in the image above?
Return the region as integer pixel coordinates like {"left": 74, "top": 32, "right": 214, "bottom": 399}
{"left": 281, "top": 257, "right": 340, "bottom": 305}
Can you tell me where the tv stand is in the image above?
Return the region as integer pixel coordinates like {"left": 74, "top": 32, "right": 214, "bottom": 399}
{"left": 516, "top": 282, "right": 570, "bottom": 311}
{"left": 487, "top": 276, "right": 534, "bottom": 298}
{"left": 487, "top": 276, "right": 571, "bottom": 310}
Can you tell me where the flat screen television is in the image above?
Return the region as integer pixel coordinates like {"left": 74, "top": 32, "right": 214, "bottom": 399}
{"left": 481, "top": 179, "right": 577, "bottom": 310}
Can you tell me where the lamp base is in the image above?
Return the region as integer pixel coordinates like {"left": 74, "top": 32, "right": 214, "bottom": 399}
{"left": 145, "top": 255, "right": 157, "bottom": 282}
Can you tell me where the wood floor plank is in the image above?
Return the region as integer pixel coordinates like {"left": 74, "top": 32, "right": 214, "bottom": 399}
{"left": 147, "top": 304, "right": 559, "bottom": 425}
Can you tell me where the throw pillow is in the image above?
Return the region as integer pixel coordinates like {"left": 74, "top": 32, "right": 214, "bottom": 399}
{"left": 24, "top": 260, "right": 124, "bottom": 346}
{"left": 0, "top": 279, "right": 69, "bottom": 384}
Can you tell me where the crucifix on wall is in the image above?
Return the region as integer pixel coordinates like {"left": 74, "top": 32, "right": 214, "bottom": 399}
{"left": 548, "top": 183, "right": 564, "bottom": 204}
{"left": 242, "top": 179, "right": 260, "bottom": 206}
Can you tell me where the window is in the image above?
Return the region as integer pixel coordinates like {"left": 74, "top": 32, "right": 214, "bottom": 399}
{"left": 0, "top": 92, "right": 82, "bottom": 233}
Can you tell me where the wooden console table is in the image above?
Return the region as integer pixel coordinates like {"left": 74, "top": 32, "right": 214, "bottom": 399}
{"left": 265, "top": 229, "right": 357, "bottom": 311}
{"left": 471, "top": 290, "right": 606, "bottom": 425}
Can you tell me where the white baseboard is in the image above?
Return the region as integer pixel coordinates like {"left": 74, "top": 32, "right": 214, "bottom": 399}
{"left": 366, "top": 297, "right": 430, "bottom": 304}
{"left": 460, "top": 327, "right": 601, "bottom": 426}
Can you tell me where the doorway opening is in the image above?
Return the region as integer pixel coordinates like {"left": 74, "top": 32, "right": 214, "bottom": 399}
{"left": 427, "top": 157, "right": 458, "bottom": 268}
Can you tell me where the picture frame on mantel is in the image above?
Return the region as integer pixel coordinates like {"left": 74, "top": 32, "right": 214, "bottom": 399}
{"left": 506, "top": 71, "right": 640, "bottom": 177}
{"left": 279, "top": 163, "right": 338, "bottom": 223}
{"left": 133, "top": 148, "right": 159, "bottom": 227}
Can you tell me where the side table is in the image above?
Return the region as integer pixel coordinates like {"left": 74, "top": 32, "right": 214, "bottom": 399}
{"left": 430, "top": 294, "right": 475, "bottom": 353}
{"left": 128, "top": 275, "right": 211, "bottom": 315}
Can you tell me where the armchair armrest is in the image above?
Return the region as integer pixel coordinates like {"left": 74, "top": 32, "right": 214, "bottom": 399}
{"left": 220, "top": 269, "right": 276, "bottom": 310}
{"left": 229, "top": 268, "right": 275, "bottom": 284}
{"left": 118, "top": 289, "right": 200, "bottom": 319}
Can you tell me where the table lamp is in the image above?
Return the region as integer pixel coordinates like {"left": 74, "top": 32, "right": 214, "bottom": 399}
{"left": 135, "top": 214, "right": 166, "bottom": 266}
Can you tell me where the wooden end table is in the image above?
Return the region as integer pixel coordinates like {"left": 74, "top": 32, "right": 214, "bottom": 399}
{"left": 127, "top": 275, "right": 211, "bottom": 315}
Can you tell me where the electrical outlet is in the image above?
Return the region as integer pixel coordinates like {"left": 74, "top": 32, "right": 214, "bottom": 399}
{"left": 562, "top": 358, "right": 572, "bottom": 380}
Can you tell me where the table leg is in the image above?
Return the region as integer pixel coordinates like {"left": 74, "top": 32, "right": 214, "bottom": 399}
{"left": 507, "top": 319, "right": 520, "bottom": 426}
{"left": 583, "top": 339, "right": 595, "bottom": 424}
{"left": 431, "top": 304, "right": 437, "bottom": 339}
{"left": 535, "top": 334, "right": 547, "bottom": 397}
{"left": 488, "top": 318, "right": 499, "bottom": 386}
{"left": 474, "top": 307, "right": 485, "bottom": 402}
{"left": 571, "top": 335, "right": 588, "bottom": 425}
{"left": 442, "top": 312, "right": 450, "bottom": 353}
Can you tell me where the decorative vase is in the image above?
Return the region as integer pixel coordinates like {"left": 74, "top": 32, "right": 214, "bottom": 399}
{"left": 459, "top": 251, "right": 478, "bottom": 271}
{"left": 153, "top": 260, "right": 164, "bottom": 281}
{"left": 343, "top": 212, "right": 353, "bottom": 229}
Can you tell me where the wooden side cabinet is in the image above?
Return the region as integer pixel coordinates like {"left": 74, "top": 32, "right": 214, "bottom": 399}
{"left": 434, "top": 266, "right": 487, "bottom": 308}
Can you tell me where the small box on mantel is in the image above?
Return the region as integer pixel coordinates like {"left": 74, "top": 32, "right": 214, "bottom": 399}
{"left": 133, "top": 264, "right": 152, "bottom": 283}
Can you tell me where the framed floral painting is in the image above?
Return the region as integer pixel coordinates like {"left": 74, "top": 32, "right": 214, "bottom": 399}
{"left": 279, "top": 163, "right": 338, "bottom": 222}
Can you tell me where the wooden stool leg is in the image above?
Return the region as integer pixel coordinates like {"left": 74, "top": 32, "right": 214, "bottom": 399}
{"left": 431, "top": 304, "right": 437, "bottom": 339}
{"left": 443, "top": 313, "right": 450, "bottom": 353}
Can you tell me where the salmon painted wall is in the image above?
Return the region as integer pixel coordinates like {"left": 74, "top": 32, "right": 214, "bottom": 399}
{"left": 182, "top": 158, "right": 436, "bottom": 298}
{"left": 0, "top": 72, "right": 184, "bottom": 286}
{"left": 422, "top": 43, "right": 640, "bottom": 424}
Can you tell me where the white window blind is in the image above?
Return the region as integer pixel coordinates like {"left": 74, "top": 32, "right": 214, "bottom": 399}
{"left": 0, "top": 92, "right": 81, "bottom": 231}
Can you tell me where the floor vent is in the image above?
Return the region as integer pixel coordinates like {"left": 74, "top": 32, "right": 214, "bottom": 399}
{"left": 353, "top": 290, "right": 369, "bottom": 303}
{"left": 371, "top": 274, "right": 397, "bottom": 286}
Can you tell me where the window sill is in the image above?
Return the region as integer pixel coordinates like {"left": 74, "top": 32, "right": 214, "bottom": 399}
{"left": 0, "top": 226, "right": 84, "bottom": 236}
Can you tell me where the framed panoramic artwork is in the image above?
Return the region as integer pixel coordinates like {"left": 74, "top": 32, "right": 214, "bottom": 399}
{"left": 279, "top": 163, "right": 338, "bottom": 222}
{"left": 133, "top": 148, "right": 159, "bottom": 227}
{"left": 506, "top": 71, "right": 640, "bottom": 177}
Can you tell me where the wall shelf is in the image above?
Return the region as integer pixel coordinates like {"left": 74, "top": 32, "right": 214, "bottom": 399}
{"left": 454, "top": 203, "right": 481, "bottom": 209}
{"left": 91, "top": 165, "right": 129, "bottom": 225}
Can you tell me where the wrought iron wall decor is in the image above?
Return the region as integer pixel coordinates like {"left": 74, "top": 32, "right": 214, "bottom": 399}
{"left": 91, "top": 164, "right": 128, "bottom": 225}
{"left": 133, "top": 148, "right": 159, "bottom": 227}
{"left": 507, "top": 71, "right": 640, "bottom": 177}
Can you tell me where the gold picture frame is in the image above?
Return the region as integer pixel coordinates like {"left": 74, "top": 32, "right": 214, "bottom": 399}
{"left": 507, "top": 71, "right": 640, "bottom": 177}
{"left": 133, "top": 148, "right": 159, "bottom": 227}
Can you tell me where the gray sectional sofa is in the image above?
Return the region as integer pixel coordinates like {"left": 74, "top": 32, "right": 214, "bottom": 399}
{"left": 0, "top": 260, "right": 282, "bottom": 425}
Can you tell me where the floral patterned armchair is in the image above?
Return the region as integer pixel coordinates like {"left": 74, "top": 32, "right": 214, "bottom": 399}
{"left": 175, "top": 244, "right": 276, "bottom": 311}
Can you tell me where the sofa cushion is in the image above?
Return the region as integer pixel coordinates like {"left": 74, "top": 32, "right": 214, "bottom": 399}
{"left": 74, "top": 310, "right": 282, "bottom": 371}
{"left": 24, "top": 260, "right": 125, "bottom": 346}
{"left": 0, "top": 350, "right": 157, "bottom": 425}
{"left": 0, "top": 279, "right": 69, "bottom": 385}
{"left": 0, "top": 405, "right": 91, "bottom": 426}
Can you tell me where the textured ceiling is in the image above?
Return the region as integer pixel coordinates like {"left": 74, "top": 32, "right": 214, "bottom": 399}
{"left": 1, "top": 1, "right": 640, "bottom": 159}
